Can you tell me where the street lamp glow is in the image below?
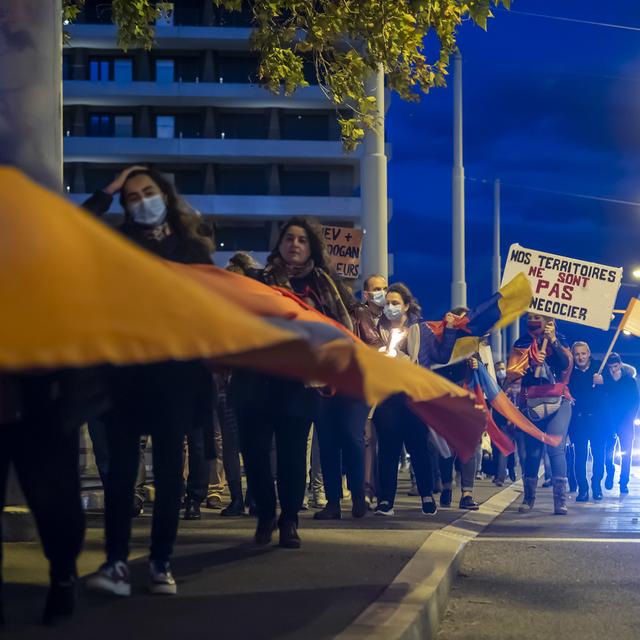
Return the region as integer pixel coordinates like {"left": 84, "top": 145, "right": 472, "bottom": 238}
{"left": 632, "top": 268, "right": 640, "bottom": 279}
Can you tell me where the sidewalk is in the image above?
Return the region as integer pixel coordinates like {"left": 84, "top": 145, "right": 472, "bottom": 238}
{"left": 3, "top": 472, "right": 518, "bottom": 639}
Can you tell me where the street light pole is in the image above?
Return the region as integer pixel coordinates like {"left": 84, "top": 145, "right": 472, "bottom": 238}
{"left": 491, "top": 178, "right": 502, "bottom": 360}
{"left": 360, "top": 65, "right": 389, "bottom": 279}
{"left": 451, "top": 53, "right": 467, "bottom": 308}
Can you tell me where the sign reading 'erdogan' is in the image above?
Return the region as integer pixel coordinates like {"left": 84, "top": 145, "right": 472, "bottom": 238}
{"left": 501, "top": 243, "right": 623, "bottom": 331}
{"left": 322, "top": 225, "right": 363, "bottom": 280}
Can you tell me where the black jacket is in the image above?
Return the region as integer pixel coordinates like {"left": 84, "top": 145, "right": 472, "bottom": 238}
{"left": 82, "top": 190, "right": 213, "bottom": 265}
{"left": 569, "top": 360, "right": 603, "bottom": 418}
{"left": 604, "top": 371, "right": 639, "bottom": 430}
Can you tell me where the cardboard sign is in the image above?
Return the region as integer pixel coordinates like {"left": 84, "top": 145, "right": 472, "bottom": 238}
{"left": 322, "top": 225, "right": 363, "bottom": 280}
{"left": 501, "top": 243, "right": 622, "bottom": 331}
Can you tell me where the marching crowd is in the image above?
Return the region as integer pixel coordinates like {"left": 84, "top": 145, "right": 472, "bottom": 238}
{"left": 1, "top": 166, "right": 638, "bottom": 626}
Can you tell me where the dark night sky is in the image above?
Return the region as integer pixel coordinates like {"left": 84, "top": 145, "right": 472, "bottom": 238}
{"left": 386, "top": 1, "right": 640, "bottom": 361}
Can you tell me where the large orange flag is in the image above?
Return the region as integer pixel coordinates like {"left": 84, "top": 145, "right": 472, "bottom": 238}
{"left": 0, "top": 168, "right": 306, "bottom": 369}
{"left": 0, "top": 168, "right": 486, "bottom": 457}
{"left": 170, "top": 264, "right": 488, "bottom": 461}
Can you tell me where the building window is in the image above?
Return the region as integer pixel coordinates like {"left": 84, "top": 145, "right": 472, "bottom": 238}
{"left": 155, "top": 59, "right": 175, "bottom": 83}
{"left": 88, "top": 114, "right": 114, "bottom": 137}
{"left": 280, "top": 169, "right": 330, "bottom": 196}
{"left": 217, "top": 55, "right": 259, "bottom": 83}
{"left": 113, "top": 59, "right": 133, "bottom": 82}
{"left": 218, "top": 112, "right": 269, "bottom": 139}
{"left": 156, "top": 2, "right": 174, "bottom": 26}
{"left": 114, "top": 115, "right": 134, "bottom": 137}
{"left": 281, "top": 113, "right": 331, "bottom": 140}
{"left": 89, "top": 58, "right": 111, "bottom": 81}
{"left": 156, "top": 115, "right": 175, "bottom": 138}
{"left": 217, "top": 166, "right": 269, "bottom": 195}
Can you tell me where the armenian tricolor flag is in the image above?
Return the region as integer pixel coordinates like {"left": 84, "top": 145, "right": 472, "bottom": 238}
{"left": 429, "top": 273, "right": 532, "bottom": 366}
{"left": 475, "top": 361, "right": 562, "bottom": 448}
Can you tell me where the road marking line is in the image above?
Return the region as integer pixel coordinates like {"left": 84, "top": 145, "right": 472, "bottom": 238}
{"left": 475, "top": 536, "right": 640, "bottom": 543}
{"left": 335, "top": 482, "right": 524, "bottom": 640}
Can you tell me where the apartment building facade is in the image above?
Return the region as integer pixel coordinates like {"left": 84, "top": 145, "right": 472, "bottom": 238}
{"left": 63, "top": 0, "right": 388, "bottom": 268}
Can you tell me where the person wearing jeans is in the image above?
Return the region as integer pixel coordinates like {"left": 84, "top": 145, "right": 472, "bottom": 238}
{"left": 374, "top": 395, "right": 436, "bottom": 515}
{"left": 313, "top": 394, "right": 369, "bottom": 520}
{"left": 89, "top": 420, "right": 147, "bottom": 515}
{"left": 507, "top": 314, "right": 573, "bottom": 515}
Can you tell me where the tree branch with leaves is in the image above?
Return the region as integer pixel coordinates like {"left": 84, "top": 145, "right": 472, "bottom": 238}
{"left": 63, "top": 0, "right": 510, "bottom": 150}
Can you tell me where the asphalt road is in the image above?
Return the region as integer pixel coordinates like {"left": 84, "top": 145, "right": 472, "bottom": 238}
{"left": 437, "top": 471, "right": 640, "bottom": 640}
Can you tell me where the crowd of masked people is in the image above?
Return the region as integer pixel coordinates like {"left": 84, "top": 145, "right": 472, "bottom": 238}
{"left": 1, "top": 166, "right": 638, "bottom": 626}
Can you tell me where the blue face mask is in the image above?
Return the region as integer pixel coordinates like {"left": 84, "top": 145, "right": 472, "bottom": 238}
{"left": 129, "top": 195, "right": 167, "bottom": 227}
{"left": 496, "top": 370, "right": 507, "bottom": 381}
{"left": 383, "top": 303, "right": 404, "bottom": 321}
{"left": 370, "top": 290, "right": 387, "bottom": 308}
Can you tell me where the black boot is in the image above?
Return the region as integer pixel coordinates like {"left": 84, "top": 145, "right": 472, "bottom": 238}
{"left": 552, "top": 477, "right": 568, "bottom": 515}
{"left": 313, "top": 501, "right": 341, "bottom": 520}
{"left": 254, "top": 517, "right": 277, "bottom": 545}
{"left": 591, "top": 481, "right": 603, "bottom": 501}
{"left": 519, "top": 477, "right": 537, "bottom": 513}
{"left": 221, "top": 498, "right": 245, "bottom": 517}
{"left": 42, "top": 576, "right": 77, "bottom": 626}
{"left": 184, "top": 498, "right": 201, "bottom": 521}
{"left": 279, "top": 522, "right": 301, "bottom": 549}
{"left": 575, "top": 485, "right": 589, "bottom": 502}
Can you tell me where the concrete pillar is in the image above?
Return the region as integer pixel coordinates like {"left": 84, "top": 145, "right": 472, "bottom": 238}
{"left": 510, "top": 319, "right": 521, "bottom": 348}
{"left": 360, "top": 66, "right": 388, "bottom": 279}
{"left": 138, "top": 106, "right": 152, "bottom": 137}
{"left": 269, "top": 220, "right": 281, "bottom": 246}
{"left": 71, "top": 48, "right": 86, "bottom": 80}
{"left": 268, "top": 108, "right": 280, "bottom": 139}
{"left": 204, "top": 106, "right": 216, "bottom": 137}
{"left": 73, "top": 105, "right": 86, "bottom": 136}
{"left": 204, "top": 163, "right": 216, "bottom": 194}
{"left": 0, "top": 0, "right": 63, "bottom": 190}
{"left": 268, "top": 164, "right": 280, "bottom": 195}
{"left": 201, "top": 0, "right": 214, "bottom": 25}
{"left": 73, "top": 162, "right": 86, "bottom": 193}
{"left": 203, "top": 50, "right": 215, "bottom": 82}
{"left": 136, "top": 50, "right": 151, "bottom": 81}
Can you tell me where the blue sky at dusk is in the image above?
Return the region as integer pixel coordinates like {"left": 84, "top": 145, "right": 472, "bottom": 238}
{"left": 386, "top": 1, "right": 640, "bottom": 360}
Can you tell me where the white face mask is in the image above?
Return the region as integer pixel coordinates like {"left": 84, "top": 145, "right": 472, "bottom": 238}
{"left": 129, "top": 195, "right": 167, "bottom": 227}
{"left": 496, "top": 370, "right": 507, "bottom": 381}
{"left": 384, "top": 303, "right": 404, "bottom": 321}
{"left": 369, "top": 290, "right": 387, "bottom": 308}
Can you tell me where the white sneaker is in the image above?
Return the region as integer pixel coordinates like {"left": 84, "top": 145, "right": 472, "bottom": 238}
{"left": 374, "top": 501, "right": 395, "bottom": 516}
{"left": 86, "top": 561, "right": 131, "bottom": 597}
{"left": 149, "top": 560, "right": 177, "bottom": 595}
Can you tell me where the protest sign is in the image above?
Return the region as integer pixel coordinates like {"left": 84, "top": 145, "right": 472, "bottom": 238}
{"left": 501, "top": 243, "right": 622, "bottom": 331}
{"left": 322, "top": 225, "right": 363, "bottom": 280}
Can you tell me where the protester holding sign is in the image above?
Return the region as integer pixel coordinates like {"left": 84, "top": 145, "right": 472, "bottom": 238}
{"left": 507, "top": 314, "right": 573, "bottom": 515}
{"left": 501, "top": 244, "right": 622, "bottom": 331}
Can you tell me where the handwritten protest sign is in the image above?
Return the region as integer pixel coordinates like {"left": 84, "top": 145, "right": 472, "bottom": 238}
{"left": 322, "top": 225, "right": 363, "bottom": 280}
{"left": 501, "top": 243, "right": 622, "bottom": 331}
